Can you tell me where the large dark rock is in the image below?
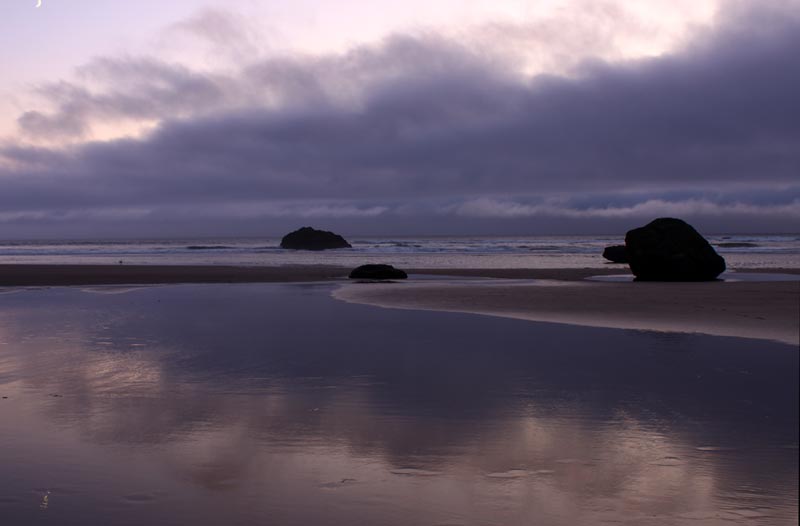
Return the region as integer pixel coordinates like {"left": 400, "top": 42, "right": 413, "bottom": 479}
{"left": 280, "top": 227, "right": 351, "bottom": 250}
{"left": 349, "top": 264, "right": 408, "bottom": 280}
{"left": 602, "top": 245, "right": 628, "bottom": 263}
{"left": 625, "top": 218, "right": 725, "bottom": 281}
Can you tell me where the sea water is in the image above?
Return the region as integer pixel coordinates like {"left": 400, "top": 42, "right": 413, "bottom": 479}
{"left": 0, "top": 234, "right": 798, "bottom": 268}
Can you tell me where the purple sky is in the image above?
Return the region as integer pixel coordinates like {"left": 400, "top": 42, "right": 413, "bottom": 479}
{"left": 0, "top": 0, "right": 798, "bottom": 237}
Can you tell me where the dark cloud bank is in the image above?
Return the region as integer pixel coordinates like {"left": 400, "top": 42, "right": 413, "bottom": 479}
{"left": 1, "top": 1, "right": 799, "bottom": 237}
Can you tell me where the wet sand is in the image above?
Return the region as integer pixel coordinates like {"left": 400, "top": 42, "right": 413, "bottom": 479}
{"left": 0, "top": 264, "right": 349, "bottom": 286}
{"left": 0, "top": 263, "right": 795, "bottom": 287}
{"left": 0, "top": 264, "right": 632, "bottom": 286}
{"left": 0, "top": 283, "right": 797, "bottom": 525}
{"left": 2, "top": 263, "right": 797, "bottom": 345}
{"left": 335, "top": 278, "right": 800, "bottom": 345}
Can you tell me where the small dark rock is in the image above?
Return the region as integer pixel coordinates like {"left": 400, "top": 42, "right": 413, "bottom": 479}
{"left": 602, "top": 245, "right": 628, "bottom": 263}
{"left": 625, "top": 217, "right": 726, "bottom": 281}
{"left": 349, "top": 264, "right": 408, "bottom": 280}
{"left": 280, "top": 227, "right": 351, "bottom": 250}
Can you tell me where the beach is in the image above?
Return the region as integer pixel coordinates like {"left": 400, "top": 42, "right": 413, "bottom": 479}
{"left": 2, "top": 263, "right": 797, "bottom": 345}
{"left": 0, "top": 263, "right": 349, "bottom": 286}
{"left": 0, "top": 281, "right": 797, "bottom": 525}
{"left": 0, "top": 259, "right": 798, "bottom": 526}
{"left": 0, "top": 263, "right": 629, "bottom": 286}
{"left": 335, "top": 274, "right": 800, "bottom": 345}
{"left": 3, "top": 0, "right": 799, "bottom": 521}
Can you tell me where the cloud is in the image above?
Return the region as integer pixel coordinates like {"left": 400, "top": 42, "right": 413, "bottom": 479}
{"left": 0, "top": 207, "right": 153, "bottom": 224}
{"left": 16, "top": 58, "right": 238, "bottom": 141}
{"left": 167, "top": 8, "right": 260, "bottom": 53}
{"left": 453, "top": 197, "right": 800, "bottom": 219}
{"left": 0, "top": 200, "right": 389, "bottom": 225}
{"left": 176, "top": 201, "right": 391, "bottom": 219}
{"left": 1, "top": 0, "right": 799, "bottom": 235}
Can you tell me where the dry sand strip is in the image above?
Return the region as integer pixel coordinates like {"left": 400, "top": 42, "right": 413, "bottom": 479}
{"left": 0, "top": 264, "right": 626, "bottom": 287}
{"left": 334, "top": 279, "right": 800, "bottom": 346}
{"left": 0, "top": 264, "right": 350, "bottom": 286}
{"left": 0, "top": 264, "right": 794, "bottom": 287}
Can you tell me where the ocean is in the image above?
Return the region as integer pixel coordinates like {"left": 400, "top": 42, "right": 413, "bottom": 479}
{"left": 1, "top": 234, "right": 799, "bottom": 269}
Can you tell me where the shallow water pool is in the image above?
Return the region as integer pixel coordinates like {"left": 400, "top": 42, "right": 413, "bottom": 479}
{"left": 0, "top": 283, "right": 796, "bottom": 525}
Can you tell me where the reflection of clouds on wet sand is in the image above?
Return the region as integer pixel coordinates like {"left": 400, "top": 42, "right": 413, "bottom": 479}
{"left": 0, "top": 284, "right": 796, "bottom": 525}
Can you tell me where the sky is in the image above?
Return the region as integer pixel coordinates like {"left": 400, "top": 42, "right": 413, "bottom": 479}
{"left": 0, "top": 0, "right": 798, "bottom": 237}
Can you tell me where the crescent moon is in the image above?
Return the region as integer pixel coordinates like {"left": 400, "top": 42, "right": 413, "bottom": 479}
{"left": 36, "top": 0, "right": 42, "bottom": 7}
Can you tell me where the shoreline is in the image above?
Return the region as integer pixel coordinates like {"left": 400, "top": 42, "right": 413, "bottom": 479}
{"left": 0, "top": 263, "right": 796, "bottom": 287}
{"left": 333, "top": 278, "right": 799, "bottom": 346}
{"left": 2, "top": 263, "right": 797, "bottom": 345}
{"left": 0, "top": 264, "right": 350, "bottom": 287}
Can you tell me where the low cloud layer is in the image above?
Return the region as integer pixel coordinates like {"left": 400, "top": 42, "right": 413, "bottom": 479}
{"left": 453, "top": 196, "right": 800, "bottom": 219}
{"left": 1, "top": 0, "right": 798, "bottom": 236}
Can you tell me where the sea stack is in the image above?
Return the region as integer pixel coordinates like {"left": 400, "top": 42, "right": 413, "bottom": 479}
{"left": 602, "top": 245, "right": 628, "bottom": 263}
{"left": 349, "top": 264, "right": 408, "bottom": 280}
{"left": 280, "top": 227, "right": 352, "bottom": 250}
{"left": 625, "top": 217, "right": 725, "bottom": 281}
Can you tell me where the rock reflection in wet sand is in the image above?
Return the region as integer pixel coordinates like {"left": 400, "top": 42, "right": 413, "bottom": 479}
{"left": 0, "top": 283, "right": 796, "bottom": 525}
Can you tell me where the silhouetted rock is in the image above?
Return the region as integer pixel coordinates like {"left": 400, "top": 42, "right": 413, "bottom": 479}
{"left": 349, "top": 264, "right": 408, "bottom": 280}
{"left": 280, "top": 227, "right": 351, "bottom": 250}
{"left": 625, "top": 218, "right": 725, "bottom": 281}
{"left": 602, "top": 245, "right": 628, "bottom": 263}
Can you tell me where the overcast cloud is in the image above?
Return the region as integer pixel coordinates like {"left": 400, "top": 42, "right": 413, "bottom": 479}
{"left": 1, "top": 0, "right": 798, "bottom": 237}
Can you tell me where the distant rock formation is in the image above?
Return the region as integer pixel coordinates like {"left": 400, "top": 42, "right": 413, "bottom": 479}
{"left": 602, "top": 245, "right": 628, "bottom": 263}
{"left": 349, "top": 264, "right": 408, "bottom": 280}
{"left": 625, "top": 218, "right": 725, "bottom": 281}
{"left": 280, "top": 227, "right": 351, "bottom": 250}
